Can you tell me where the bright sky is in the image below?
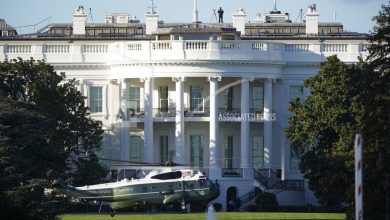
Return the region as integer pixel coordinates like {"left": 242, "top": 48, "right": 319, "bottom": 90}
{"left": 0, "top": 0, "right": 387, "bottom": 34}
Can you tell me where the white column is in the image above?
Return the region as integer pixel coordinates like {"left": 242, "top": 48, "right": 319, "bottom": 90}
{"left": 173, "top": 77, "right": 185, "bottom": 165}
{"left": 264, "top": 78, "right": 273, "bottom": 168}
{"left": 143, "top": 77, "right": 154, "bottom": 163}
{"left": 209, "top": 77, "right": 221, "bottom": 168}
{"left": 120, "top": 79, "right": 130, "bottom": 161}
{"left": 240, "top": 78, "right": 250, "bottom": 168}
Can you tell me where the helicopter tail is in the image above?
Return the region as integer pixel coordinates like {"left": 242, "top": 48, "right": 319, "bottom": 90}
{"left": 52, "top": 179, "right": 87, "bottom": 198}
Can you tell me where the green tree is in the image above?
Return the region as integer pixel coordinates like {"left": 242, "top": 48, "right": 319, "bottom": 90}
{"left": 362, "top": 2, "right": 390, "bottom": 219}
{"left": 286, "top": 2, "right": 390, "bottom": 219}
{"left": 0, "top": 58, "right": 107, "bottom": 219}
{"left": 286, "top": 55, "right": 363, "bottom": 207}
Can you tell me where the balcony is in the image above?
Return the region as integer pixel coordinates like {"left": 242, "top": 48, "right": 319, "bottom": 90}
{"left": 153, "top": 108, "right": 175, "bottom": 118}
{"left": 184, "top": 107, "right": 210, "bottom": 117}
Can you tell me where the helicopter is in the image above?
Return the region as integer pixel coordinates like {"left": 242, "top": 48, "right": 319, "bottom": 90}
{"left": 52, "top": 165, "right": 220, "bottom": 217}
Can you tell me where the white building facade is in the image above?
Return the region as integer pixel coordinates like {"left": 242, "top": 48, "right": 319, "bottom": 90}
{"left": 0, "top": 4, "right": 368, "bottom": 210}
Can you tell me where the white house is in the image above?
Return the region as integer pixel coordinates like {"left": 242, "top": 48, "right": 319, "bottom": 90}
{"left": 0, "top": 2, "right": 368, "bottom": 210}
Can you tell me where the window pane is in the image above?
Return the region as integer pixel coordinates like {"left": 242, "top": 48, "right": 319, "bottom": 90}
{"left": 160, "top": 136, "right": 168, "bottom": 163}
{"left": 224, "top": 136, "right": 233, "bottom": 169}
{"left": 190, "top": 86, "right": 203, "bottom": 111}
{"left": 290, "top": 86, "right": 303, "bottom": 100}
{"left": 252, "top": 86, "right": 264, "bottom": 110}
{"left": 252, "top": 136, "right": 264, "bottom": 169}
{"left": 225, "top": 87, "right": 233, "bottom": 110}
{"left": 190, "top": 135, "right": 203, "bottom": 167}
{"left": 253, "top": 86, "right": 264, "bottom": 99}
{"left": 160, "top": 86, "right": 168, "bottom": 111}
{"left": 290, "top": 145, "right": 305, "bottom": 170}
{"left": 130, "top": 136, "right": 142, "bottom": 162}
{"left": 129, "top": 87, "right": 140, "bottom": 110}
{"left": 90, "top": 87, "right": 103, "bottom": 113}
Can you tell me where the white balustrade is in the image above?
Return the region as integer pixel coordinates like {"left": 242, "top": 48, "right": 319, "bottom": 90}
{"left": 1, "top": 41, "right": 368, "bottom": 63}
{"left": 45, "top": 45, "right": 70, "bottom": 53}
{"left": 185, "top": 41, "right": 208, "bottom": 50}
{"left": 7, "top": 45, "right": 32, "bottom": 53}
{"left": 83, "top": 44, "right": 108, "bottom": 53}
{"left": 152, "top": 42, "right": 172, "bottom": 50}
{"left": 127, "top": 43, "right": 142, "bottom": 51}
{"left": 285, "top": 44, "right": 309, "bottom": 52}
{"left": 252, "top": 42, "right": 267, "bottom": 51}
{"left": 220, "top": 41, "right": 240, "bottom": 50}
{"left": 323, "top": 44, "right": 348, "bottom": 53}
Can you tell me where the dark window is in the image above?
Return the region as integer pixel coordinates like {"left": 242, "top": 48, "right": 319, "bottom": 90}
{"left": 151, "top": 171, "right": 182, "bottom": 180}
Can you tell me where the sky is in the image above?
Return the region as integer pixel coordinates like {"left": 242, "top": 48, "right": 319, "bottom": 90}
{"left": 0, "top": 0, "right": 387, "bottom": 34}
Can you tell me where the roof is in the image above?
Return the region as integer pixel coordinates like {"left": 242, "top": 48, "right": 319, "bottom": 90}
{"left": 0, "top": 21, "right": 366, "bottom": 41}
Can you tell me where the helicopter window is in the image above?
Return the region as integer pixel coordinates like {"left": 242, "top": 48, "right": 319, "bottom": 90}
{"left": 151, "top": 185, "right": 158, "bottom": 192}
{"left": 142, "top": 186, "right": 148, "bottom": 193}
{"left": 151, "top": 171, "right": 182, "bottom": 180}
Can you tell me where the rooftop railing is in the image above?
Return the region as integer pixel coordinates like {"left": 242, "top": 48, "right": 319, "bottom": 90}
{"left": 0, "top": 40, "right": 367, "bottom": 63}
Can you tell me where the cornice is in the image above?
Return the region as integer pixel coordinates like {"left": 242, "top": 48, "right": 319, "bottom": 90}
{"left": 50, "top": 63, "right": 110, "bottom": 70}
{"left": 110, "top": 59, "right": 286, "bottom": 68}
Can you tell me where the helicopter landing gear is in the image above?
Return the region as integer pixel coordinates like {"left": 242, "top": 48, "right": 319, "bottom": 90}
{"left": 110, "top": 208, "right": 116, "bottom": 217}
{"left": 180, "top": 200, "right": 186, "bottom": 213}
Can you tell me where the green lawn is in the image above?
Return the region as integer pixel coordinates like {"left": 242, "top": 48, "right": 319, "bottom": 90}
{"left": 59, "top": 212, "right": 345, "bottom": 220}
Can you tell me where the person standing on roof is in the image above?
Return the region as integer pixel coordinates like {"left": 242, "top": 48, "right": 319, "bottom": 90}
{"left": 218, "top": 7, "right": 224, "bottom": 23}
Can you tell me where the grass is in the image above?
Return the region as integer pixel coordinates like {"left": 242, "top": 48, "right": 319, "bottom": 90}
{"left": 59, "top": 212, "right": 346, "bottom": 220}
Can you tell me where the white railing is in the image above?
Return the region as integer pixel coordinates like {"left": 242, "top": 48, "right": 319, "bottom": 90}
{"left": 185, "top": 41, "right": 208, "bottom": 50}
{"left": 285, "top": 44, "right": 309, "bottom": 52}
{"left": 0, "top": 41, "right": 367, "bottom": 63}
{"left": 7, "top": 45, "right": 31, "bottom": 53}
{"left": 323, "top": 44, "right": 348, "bottom": 53}
{"left": 152, "top": 42, "right": 172, "bottom": 50}
{"left": 83, "top": 44, "right": 108, "bottom": 53}
{"left": 127, "top": 43, "right": 142, "bottom": 51}
{"left": 220, "top": 41, "right": 240, "bottom": 50}
{"left": 45, "top": 45, "right": 70, "bottom": 53}
{"left": 252, "top": 42, "right": 267, "bottom": 51}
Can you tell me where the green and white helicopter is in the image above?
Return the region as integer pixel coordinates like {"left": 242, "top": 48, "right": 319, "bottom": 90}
{"left": 53, "top": 164, "right": 220, "bottom": 217}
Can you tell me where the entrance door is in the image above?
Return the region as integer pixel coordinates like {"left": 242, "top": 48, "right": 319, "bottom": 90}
{"left": 226, "top": 187, "right": 238, "bottom": 212}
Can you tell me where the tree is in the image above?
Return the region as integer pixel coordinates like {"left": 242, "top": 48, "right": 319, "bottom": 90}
{"left": 0, "top": 58, "right": 107, "bottom": 219}
{"left": 286, "top": 55, "right": 363, "bottom": 207}
{"left": 286, "top": 2, "right": 390, "bottom": 219}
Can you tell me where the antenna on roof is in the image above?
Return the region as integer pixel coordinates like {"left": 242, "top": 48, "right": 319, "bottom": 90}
{"left": 148, "top": 0, "right": 157, "bottom": 14}
{"left": 273, "top": 0, "right": 278, "bottom": 12}
{"left": 295, "top": 8, "right": 306, "bottom": 22}
{"left": 87, "top": 7, "right": 94, "bottom": 23}
{"left": 192, "top": 0, "right": 199, "bottom": 23}
{"left": 334, "top": 11, "right": 337, "bottom": 22}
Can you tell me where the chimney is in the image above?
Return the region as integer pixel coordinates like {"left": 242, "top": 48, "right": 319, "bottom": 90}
{"left": 72, "top": 6, "right": 87, "bottom": 35}
{"left": 145, "top": 0, "right": 159, "bottom": 35}
{"left": 306, "top": 4, "right": 319, "bottom": 36}
{"left": 233, "top": 9, "right": 246, "bottom": 36}
{"left": 145, "top": 13, "right": 159, "bottom": 35}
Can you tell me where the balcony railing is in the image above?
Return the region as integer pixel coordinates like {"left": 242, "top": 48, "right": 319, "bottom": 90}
{"left": 153, "top": 108, "right": 175, "bottom": 117}
{"left": 1, "top": 41, "right": 367, "bottom": 64}
{"left": 127, "top": 108, "right": 145, "bottom": 118}
{"left": 222, "top": 168, "right": 243, "bottom": 177}
{"left": 185, "top": 107, "right": 210, "bottom": 117}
